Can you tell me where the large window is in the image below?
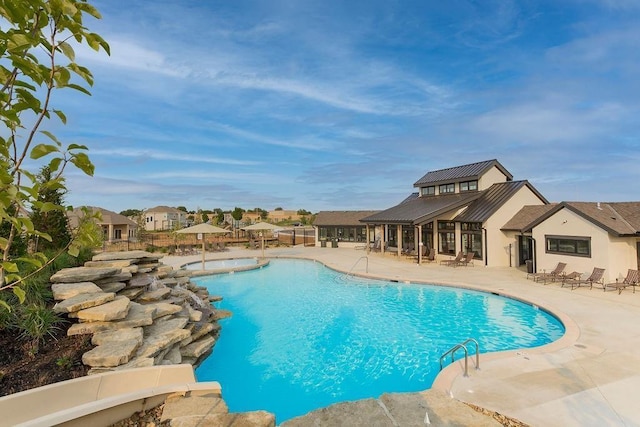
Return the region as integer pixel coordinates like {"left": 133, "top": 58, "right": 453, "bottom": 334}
{"left": 421, "top": 222, "right": 434, "bottom": 251}
{"left": 545, "top": 235, "right": 591, "bottom": 257}
{"left": 460, "top": 180, "right": 478, "bottom": 192}
{"left": 439, "top": 183, "right": 455, "bottom": 194}
{"left": 421, "top": 186, "right": 435, "bottom": 196}
{"left": 438, "top": 221, "right": 455, "bottom": 255}
{"left": 461, "top": 222, "right": 482, "bottom": 259}
{"left": 319, "top": 226, "right": 367, "bottom": 242}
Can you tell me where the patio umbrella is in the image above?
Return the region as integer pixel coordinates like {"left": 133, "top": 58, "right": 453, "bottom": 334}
{"left": 242, "top": 222, "right": 280, "bottom": 258}
{"left": 176, "top": 223, "right": 231, "bottom": 269}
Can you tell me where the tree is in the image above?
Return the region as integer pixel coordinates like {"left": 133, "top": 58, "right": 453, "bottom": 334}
{"left": 231, "top": 207, "right": 245, "bottom": 221}
{"left": 201, "top": 213, "right": 209, "bottom": 223}
{"left": 0, "top": 1, "right": 110, "bottom": 306}
{"left": 30, "top": 165, "right": 71, "bottom": 252}
{"left": 120, "top": 209, "right": 142, "bottom": 218}
{"left": 176, "top": 206, "right": 188, "bottom": 212}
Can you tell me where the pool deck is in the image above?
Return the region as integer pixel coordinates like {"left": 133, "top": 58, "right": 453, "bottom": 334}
{"left": 163, "top": 245, "right": 640, "bottom": 426}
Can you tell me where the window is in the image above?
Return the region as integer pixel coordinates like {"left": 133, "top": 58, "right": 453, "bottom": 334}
{"left": 460, "top": 180, "right": 478, "bottom": 192}
{"left": 114, "top": 229, "right": 122, "bottom": 240}
{"left": 439, "top": 183, "right": 455, "bottom": 194}
{"left": 438, "top": 221, "right": 455, "bottom": 255}
{"left": 545, "top": 235, "right": 591, "bottom": 257}
{"left": 461, "top": 222, "right": 482, "bottom": 259}
{"left": 421, "top": 186, "right": 435, "bottom": 196}
{"left": 318, "top": 226, "right": 368, "bottom": 242}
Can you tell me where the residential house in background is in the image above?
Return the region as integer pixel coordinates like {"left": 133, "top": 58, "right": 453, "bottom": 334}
{"left": 359, "top": 159, "right": 548, "bottom": 266}
{"left": 144, "top": 206, "right": 187, "bottom": 231}
{"left": 68, "top": 207, "right": 137, "bottom": 243}
{"left": 268, "top": 209, "right": 301, "bottom": 223}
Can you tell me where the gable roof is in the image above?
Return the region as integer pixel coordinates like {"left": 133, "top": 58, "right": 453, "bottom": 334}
{"left": 313, "top": 211, "right": 379, "bottom": 226}
{"left": 413, "top": 159, "right": 512, "bottom": 188}
{"left": 504, "top": 201, "right": 640, "bottom": 236}
{"left": 361, "top": 192, "right": 481, "bottom": 225}
{"left": 68, "top": 206, "right": 137, "bottom": 228}
{"left": 455, "top": 181, "right": 548, "bottom": 223}
{"left": 502, "top": 204, "right": 558, "bottom": 232}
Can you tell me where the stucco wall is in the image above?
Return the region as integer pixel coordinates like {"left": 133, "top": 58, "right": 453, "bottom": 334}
{"left": 484, "top": 186, "right": 546, "bottom": 267}
{"left": 478, "top": 166, "right": 508, "bottom": 190}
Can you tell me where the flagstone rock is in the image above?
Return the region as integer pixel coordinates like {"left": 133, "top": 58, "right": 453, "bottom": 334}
{"left": 161, "top": 395, "right": 228, "bottom": 422}
{"left": 82, "top": 338, "right": 139, "bottom": 367}
{"left": 50, "top": 266, "right": 120, "bottom": 283}
{"left": 92, "top": 327, "right": 144, "bottom": 346}
{"left": 96, "top": 282, "right": 126, "bottom": 293}
{"left": 84, "top": 260, "right": 135, "bottom": 268}
{"left": 94, "top": 272, "right": 132, "bottom": 285}
{"left": 67, "top": 303, "right": 156, "bottom": 335}
{"left": 169, "top": 411, "right": 276, "bottom": 427}
{"left": 51, "top": 282, "right": 103, "bottom": 300}
{"left": 92, "top": 250, "right": 159, "bottom": 262}
{"left": 144, "top": 317, "right": 189, "bottom": 336}
{"left": 137, "top": 287, "right": 171, "bottom": 302}
{"left": 190, "top": 322, "right": 218, "bottom": 342}
{"left": 121, "top": 265, "right": 139, "bottom": 274}
{"left": 162, "top": 345, "right": 182, "bottom": 365}
{"left": 76, "top": 296, "right": 131, "bottom": 322}
{"left": 118, "top": 287, "right": 145, "bottom": 300}
{"left": 159, "top": 278, "right": 179, "bottom": 287}
{"left": 144, "top": 302, "right": 182, "bottom": 318}
{"left": 53, "top": 292, "right": 115, "bottom": 313}
{"left": 128, "top": 273, "right": 154, "bottom": 288}
{"left": 209, "top": 295, "right": 223, "bottom": 302}
{"left": 215, "top": 309, "right": 233, "bottom": 320}
{"left": 180, "top": 335, "right": 215, "bottom": 358}
{"left": 137, "top": 328, "right": 191, "bottom": 358}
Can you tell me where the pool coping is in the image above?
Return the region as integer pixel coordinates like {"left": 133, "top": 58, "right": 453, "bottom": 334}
{"left": 181, "top": 257, "right": 270, "bottom": 277}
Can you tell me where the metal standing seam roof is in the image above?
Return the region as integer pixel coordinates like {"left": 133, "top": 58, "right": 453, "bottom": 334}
{"left": 454, "top": 180, "right": 548, "bottom": 223}
{"left": 313, "top": 211, "right": 380, "bottom": 226}
{"left": 413, "top": 159, "right": 512, "bottom": 188}
{"left": 360, "top": 192, "right": 481, "bottom": 225}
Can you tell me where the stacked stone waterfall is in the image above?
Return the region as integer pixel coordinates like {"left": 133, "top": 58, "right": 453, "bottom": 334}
{"left": 50, "top": 250, "right": 223, "bottom": 374}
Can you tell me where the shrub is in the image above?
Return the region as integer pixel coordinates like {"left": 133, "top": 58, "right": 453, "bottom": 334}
{"left": 15, "top": 303, "right": 64, "bottom": 343}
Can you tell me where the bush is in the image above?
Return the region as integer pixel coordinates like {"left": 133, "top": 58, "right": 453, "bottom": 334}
{"left": 15, "top": 303, "right": 64, "bottom": 343}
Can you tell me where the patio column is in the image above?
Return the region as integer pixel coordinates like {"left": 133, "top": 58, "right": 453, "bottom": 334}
{"left": 366, "top": 225, "right": 370, "bottom": 253}
{"left": 381, "top": 225, "right": 386, "bottom": 254}
{"left": 417, "top": 224, "right": 422, "bottom": 264}
{"left": 108, "top": 224, "right": 114, "bottom": 243}
{"left": 397, "top": 224, "right": 402, "bottom": 257}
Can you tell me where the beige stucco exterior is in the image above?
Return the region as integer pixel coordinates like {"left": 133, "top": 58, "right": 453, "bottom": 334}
{"left": 478, "top": 165, "right": 508, "bottom": 190}
{"left": 532, "top": 208, "right": 638, "bottom": 283}
{"left": 483, "top": 186, "right": 547, "bottom": 268}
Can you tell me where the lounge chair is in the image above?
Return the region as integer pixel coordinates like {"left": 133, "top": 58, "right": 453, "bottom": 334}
{"left": 440, "top": 251, "right": 463, "bottom": 266}
{"left": 527, "top": 262, "right": 566, "bottom": 283}
{"left": 455, "top": 252, "right": 475, "bottom": 267}
{"left": 424, "top": 247, "right": 436, "bottom": 262}
{"left": 564, "top": 267, "right": 606, "bottom": 290}
{"left": 559, "top": 271, "right": 582, "bottom": 287}
{"left": 604, "top": 269, "right": 639, "bottom": 294}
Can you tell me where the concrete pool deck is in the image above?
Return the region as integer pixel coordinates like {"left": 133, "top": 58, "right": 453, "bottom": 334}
{"left": 163, "top": 245, "right": 640, "bottom": 426}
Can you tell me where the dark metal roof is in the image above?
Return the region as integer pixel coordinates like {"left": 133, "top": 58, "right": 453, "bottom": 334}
{"left": 413, "top": 159, "right": 512, "bottom": 188}
{"left": 361, "top": 192, "right": 481, "bottom": 225}
{"left": 313, "top": 211, "right": 380, "bottom": 226}
{"left": 455, "top": 181, "right": 548, "bottom": 223}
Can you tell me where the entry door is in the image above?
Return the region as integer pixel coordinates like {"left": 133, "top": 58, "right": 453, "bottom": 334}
{"left": 518, "top": 236, "right": 532, "bottom": 266}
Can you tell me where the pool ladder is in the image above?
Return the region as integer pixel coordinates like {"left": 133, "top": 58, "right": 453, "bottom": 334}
{"left": 347, "top": 256, "right": 369, "bottom": 275}
{"left": 439, "top": 338, "right": 480, "bottom": 377}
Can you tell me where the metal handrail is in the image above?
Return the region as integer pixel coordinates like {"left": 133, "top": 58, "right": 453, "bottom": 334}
{"left": 439, "top": 338, "right": 480, "bottom": 377}
{"left": 347, "top": 256, "right": 369, "bottom": 275}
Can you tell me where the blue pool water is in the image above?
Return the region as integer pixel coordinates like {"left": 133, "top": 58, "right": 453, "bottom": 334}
{"left": 194, "top": 259, "right": 564, "bottom": 423}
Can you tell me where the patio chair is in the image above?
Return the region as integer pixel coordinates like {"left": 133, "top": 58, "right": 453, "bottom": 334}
{"left": 455, "top": 252, "right": 475, "bottom": 267}
{"left": 440, "top": 251, "right": 463, "bottom": 266}
{"left": 604, "top": 269, "right": 639, "bottom": 294}
{"left": 559, "top": 271, "right": 582, "bottom": 287}
{"left": 564, "top": 267, "right": 606, "bottom": 290}
{"left": 528, "top": 262, "right": 567, "bottom": 283}
{"left": 424, "top": 247, "right": 436, "bottom": 262}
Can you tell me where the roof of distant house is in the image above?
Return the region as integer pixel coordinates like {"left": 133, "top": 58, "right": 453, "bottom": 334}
{"left": 68, "top": 206, "right": 137, "bottom": 228}
{"left": 145, "top": 206, "right": 185, "bottom": 214}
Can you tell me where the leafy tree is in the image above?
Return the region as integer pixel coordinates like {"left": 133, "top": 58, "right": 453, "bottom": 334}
{"left": 274, "top": 207, "right": 283, "bottom": 211}
{"left": 0, "top": 1, "right": 110, "bottom": 306}
{"left": 30, "top": 165, "right": 71, "bottom": 252}
{"left": 231, "top": 207, "right": 245, "bottom": 221}
{"left": 216, "top": 211, "right": 224, "bottom": 224}
{"left": 297, "top": 209, "right": 311, "bottom": 216}
{"left": 120, "top": 209, "right": 142, "bottom": 217}
{"left": 201, "top": 213, "right": 209, "bottom": 223}
{"left": 176, "top": 206, "right": 188, "bottom": 212}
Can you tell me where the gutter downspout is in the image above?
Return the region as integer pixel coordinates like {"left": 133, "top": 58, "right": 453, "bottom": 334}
{"left": 531, "top": 237, "right": 537, "bottom": 273}
{"left": 483, "top": 228, "right": 488, "bottom": 266}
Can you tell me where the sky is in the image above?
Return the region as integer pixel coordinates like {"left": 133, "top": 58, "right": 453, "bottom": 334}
{"left": 41, "top": 0, "right": 640, "bottom": 214}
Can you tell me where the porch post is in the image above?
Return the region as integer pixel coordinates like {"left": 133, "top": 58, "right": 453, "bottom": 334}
{"left": 417, "top": 224, "right": 422, "bottom": 265}
{"left": 397, "top": 224, "right": 402, "bottom": 257}
{"left": 382, "top": 225, "right": 386, "bottom": 254}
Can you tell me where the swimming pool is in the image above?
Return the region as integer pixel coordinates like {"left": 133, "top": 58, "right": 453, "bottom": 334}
{"left": 194, "top": 258, "right": 564, "bottom": 423}
{"left": 183, "top": 257, "right": 259, "bottom": 270}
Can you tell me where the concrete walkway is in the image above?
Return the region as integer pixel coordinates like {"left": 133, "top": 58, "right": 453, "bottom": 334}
{"left": 163, "top": 245, "right": 640, "bottom": 426}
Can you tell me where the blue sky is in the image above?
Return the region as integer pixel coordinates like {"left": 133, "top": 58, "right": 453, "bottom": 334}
{"left": 50, "top": 0, "right": 640, "bottom": 213}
